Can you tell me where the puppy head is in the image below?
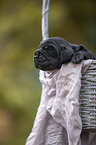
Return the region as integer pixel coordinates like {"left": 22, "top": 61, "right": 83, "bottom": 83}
{"left": 33, "top": 37, "right": 74, "bottom": 71}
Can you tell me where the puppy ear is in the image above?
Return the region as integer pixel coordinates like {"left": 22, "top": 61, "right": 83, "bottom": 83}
{"left": 72, "top": 44, "right": 85, "bottom": 52}
{"left": 72, "top": 44, "right": 96, "bottom": 60}
{"left": 60, "top": 46, "right": 74, "bottom": 64}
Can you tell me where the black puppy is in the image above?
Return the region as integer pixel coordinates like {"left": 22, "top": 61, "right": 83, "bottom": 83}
{"left": 34, "top": 37, "right": 96, "bottom": 71}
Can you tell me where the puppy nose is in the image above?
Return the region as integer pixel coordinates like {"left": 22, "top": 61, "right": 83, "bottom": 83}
{"left": 34, "top": 51, "right": 38, "bottom": 58}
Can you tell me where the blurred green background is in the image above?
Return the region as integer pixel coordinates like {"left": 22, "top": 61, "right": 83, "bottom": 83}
{"left": 0, "top": 0, "right": 96, "bottom": 144}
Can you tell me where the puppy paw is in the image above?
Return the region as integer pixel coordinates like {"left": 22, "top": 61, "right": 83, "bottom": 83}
{"left": 71, "top": 51, "right": 85, "bottom": 64}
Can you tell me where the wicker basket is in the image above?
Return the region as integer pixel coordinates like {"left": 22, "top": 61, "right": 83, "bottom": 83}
{"left": 79, "top": 60, "right": 96, "bottom": 131}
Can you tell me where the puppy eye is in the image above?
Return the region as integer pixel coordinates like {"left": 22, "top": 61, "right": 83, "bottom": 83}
{"left": 44, "top": 45, "right": 55, "bottom": 51}
{"left": 44, "top": 46, "right": 48, "bottom": 49}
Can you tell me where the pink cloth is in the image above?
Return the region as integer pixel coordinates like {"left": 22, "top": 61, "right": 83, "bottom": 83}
{"left": 26, "top": 60, "right": 92, "bottom": 145}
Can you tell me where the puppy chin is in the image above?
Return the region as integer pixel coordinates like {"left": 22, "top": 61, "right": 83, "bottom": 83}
{"left": 33, "top": 59, "right": 45, "bottom": 70}
{"left": 34, "top": 64, "right": 48, "bottom": 71}
{"left": 34, "top": 62, "right": 61, "bottom": 71}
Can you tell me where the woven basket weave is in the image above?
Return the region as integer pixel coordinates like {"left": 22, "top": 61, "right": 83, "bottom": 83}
{"left": 79, "top": 60, "right": 96, "bottom": 131}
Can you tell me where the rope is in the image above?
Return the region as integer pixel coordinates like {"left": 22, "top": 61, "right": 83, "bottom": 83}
{"left": 42, "top": 0, "right": 50, "bottom": 40}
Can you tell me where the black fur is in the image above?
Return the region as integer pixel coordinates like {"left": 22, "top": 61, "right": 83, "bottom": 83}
{"left": 34, "top": 37, "right": 96, "bottom": 71}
